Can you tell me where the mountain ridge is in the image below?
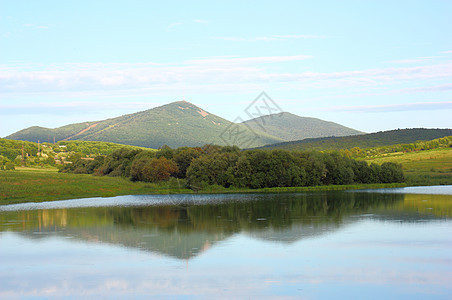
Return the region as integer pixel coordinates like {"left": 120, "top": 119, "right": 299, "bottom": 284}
{"left": 254, "top": 128, "right": 452, "bottom": 151}
{"left": 6, "top": 101, "right": 284, "bottom": 148}
{"left": 6, "top": 100, "right": 364, "bottom": 149}
{"left": 242, "top": 112, "right": 363, "bottom": 141}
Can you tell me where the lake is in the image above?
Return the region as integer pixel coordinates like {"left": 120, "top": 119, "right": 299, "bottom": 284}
{"left": 1, "top": 186, "right": 451, "bottom": 299}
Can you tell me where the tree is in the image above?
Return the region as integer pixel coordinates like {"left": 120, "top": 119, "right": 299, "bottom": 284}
{"left": 156, "top": 145, "right": 174, "bottom": 160}
{"left": 142, "top": 157, "right": 178, "bottom": 182}
{"left": 173, "top": 148, "right": 202, "bottom": 178}
{"left": 380, "top": 162, "right": 404, "bottom": 183}
{"left": 186, "top": 152, "right": 238, "bottom": 187}
{"left": 130, "top": 156, "right": 152, "bottom": 181}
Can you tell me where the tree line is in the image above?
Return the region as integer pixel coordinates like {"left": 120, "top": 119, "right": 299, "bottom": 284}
{"left": 341, "top": 135, "right": 452, "bottom": 158}
{"left": 60, "top": 145, "right": 404, "bottom": 189}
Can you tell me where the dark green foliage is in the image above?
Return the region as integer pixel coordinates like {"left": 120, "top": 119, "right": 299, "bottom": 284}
{"left": 380, "top": 162, "right": 405, "bottom": 183}
{"left": 155, "top": 145, "right": 175, "bottom": 160}
{"left": 60, "top": 143, "right": 405, "bottom": 189}
{"left": 173, "top": 147, "right": 202, "bottom": 178}
{"left": 185, "top": 148, "right": 404, "bottom": 189}
{"left": 258, "top": 129, "right": 452, "bottom": 151}
{"left": 186, "top": 152, "right": 239, "bottom": 187}
{"left": 100, "top": 148, "right": 142, "bottom": 177}
{"left": 130, "top": 156, "right": 153, "bottom": 181}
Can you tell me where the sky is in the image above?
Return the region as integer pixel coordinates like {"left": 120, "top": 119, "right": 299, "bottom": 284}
{"left": 1, "top": 0, "right": 451, "bottom": 138}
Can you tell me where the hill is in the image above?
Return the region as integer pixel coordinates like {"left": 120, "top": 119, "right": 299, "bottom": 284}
{"left": 6, "top": 101, "right": 284, "bottom": 149}
{"left": 0, "top": 138, "right": 150, "bottom": 169}
{"left": 242, "top": 112, "right": 363, "bottom": 141}
{"left": 255, "top": 128, "right": 452, "bottom": 151}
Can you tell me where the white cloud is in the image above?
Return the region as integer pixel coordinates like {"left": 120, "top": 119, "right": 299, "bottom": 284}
{"left": 0, "top": 101, "right": 159, "bottom": 115}
{"left": 274, "top": 34, "right": 326, "bottom": 39}
{"left": 166, "top": 22, "right": 183, "bottom": 31}
{"left": 397, "top": 83, "right": 452, "bottom": 93}
{"left": 214, "top": 34, "right": 325, "bottom": 42}
{"left": 167, "top": 19, "right": 208, "bottom": 31}
{"left": 1, "top": 58, "right": 452, "bottom": 99}
{"left": 326, "top": 102, "right": 452, "bottom": 113}
{"left": 22, "top": 23, "right": 49, "bottom": 29}
{"left": 385, "top": 56, "right": 442, "bottom": 64}
{"left": 214, "top": 36, "right": 279, "bottom": 42}
{"left": 186, "top": 54, "right": 312, "bottom": 65}
{"left": 192, "top": 19, "right": 208, "bottom": 24}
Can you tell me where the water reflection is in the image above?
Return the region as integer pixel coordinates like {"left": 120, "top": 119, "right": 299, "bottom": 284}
{"left": 1, "top": 191, "right": 450, "bottom": 259}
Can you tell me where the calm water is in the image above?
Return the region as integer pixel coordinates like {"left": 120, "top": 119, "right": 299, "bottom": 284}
{"left": 1, "top": 186, "right": 451, "bottom": 299}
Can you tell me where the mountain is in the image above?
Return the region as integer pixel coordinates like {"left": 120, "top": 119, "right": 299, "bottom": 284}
{"left": 255, "top": 128, "right": 452, "bottom": 151}
{"left": 242, "top": 112, "right": 363, "bottom": 141}
{"left": 6, "top": 101, "right": 284, "bottom": 149}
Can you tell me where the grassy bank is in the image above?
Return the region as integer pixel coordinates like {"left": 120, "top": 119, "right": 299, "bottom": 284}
{"left": 0, "top": 168, "right": 406, "bottom": 205}
{"left": 362, "top": 148, "right": 452, "bottom": 186}
{"left": 2, "top": 148, "right": 450, "bottom": 205}
{"left": 0, "top": 168, "right": 191, "bottom": 205}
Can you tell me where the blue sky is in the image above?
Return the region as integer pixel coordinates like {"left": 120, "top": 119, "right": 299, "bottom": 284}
{"left": 1, "top": 0, "right": 451, "bottom": 137}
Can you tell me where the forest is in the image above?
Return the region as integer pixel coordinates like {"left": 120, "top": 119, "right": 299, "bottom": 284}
{"left": 59, "top": 145, "right": 405, "bottom": 189}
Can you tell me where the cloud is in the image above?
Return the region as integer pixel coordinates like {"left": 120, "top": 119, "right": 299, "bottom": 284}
{"left": 186, "top": 54, "right": 312, "bottom": 65}
{"left": 23, "top": 23, "right": 49, "bottom": 29}
{"left": 1, "top": 58, "right": 452, "bottom": 99}
{"left": 274, "top": 34, "right": 326, "bottom": 39}
{"left": 441, "top": 50, "right": 452, "bottom": 54}
{"left": 166, "top": 22, "right": 183, "bottom": 31}
{"left": 214, "top": 34, "right": 325, "bottom": 42}
{"left": 167, "top": 19, "right": 208, "bottom": 31}
{"left": 0, "top": 101, "right": 157, "bottom": 115}
{"left": 398, "top": 83, "right": 452, "bottom": 93}
{"left": 385, "top": 56, "right": 442, "bottom": 64}
{"left": 327, "top": 102, "right": 452, "bottom": 113}
{"left": 214, "top": 36, "right": 279, "bottom": 42}
{"left": 192, "top": 19, "right": 208, "bottom": 24}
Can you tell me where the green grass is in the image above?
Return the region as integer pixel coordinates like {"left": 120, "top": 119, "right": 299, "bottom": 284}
{"left": 0, "top": 167, "right": 407, "bottom": 205}
{"left": 363, "top": 148, "right": 452, "bottom": 186}
{"left": 0, "top": 168, "right": 190, "bottom": 205}
{"left": 2, "top": 147, "right": 450, "bottom": 205}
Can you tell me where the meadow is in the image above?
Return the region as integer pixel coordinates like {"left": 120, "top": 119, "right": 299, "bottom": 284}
{"left": 0, "top": 168, "right": 191, "bottom": 205}
{"left": 362, "top": 148, "right": 452, "bottom": 186}
{"left": 1, "top": 147, "right": 450, "bottom": 205}
{"left": 0, "top": 167, "right": 406, "bottom": 205}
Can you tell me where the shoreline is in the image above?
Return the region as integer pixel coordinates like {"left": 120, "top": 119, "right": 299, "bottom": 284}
{"left": 1, "top": 169, "right": 409, "bottom": 205}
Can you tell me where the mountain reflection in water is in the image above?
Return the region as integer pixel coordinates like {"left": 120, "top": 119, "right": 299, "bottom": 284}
{"left": 0, "top": 191, "right": 450, "bottom": 259}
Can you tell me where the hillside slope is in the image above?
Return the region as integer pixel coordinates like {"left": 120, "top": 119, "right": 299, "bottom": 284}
{"left": 6, "top": 101, "right": 284, "bottom": 149}
{"left": 243, "top": 112, "right": 363, "bottom": 141}
{"left": 256, "top": 128, "right": 452, "bottom": 151}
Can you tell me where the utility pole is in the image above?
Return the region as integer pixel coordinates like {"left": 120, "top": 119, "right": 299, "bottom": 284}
{"left": 22, "top": 144, "right": 25, "bottom": 167}
{"left": 54, "top": 136, "right": 56, "bottom": 144}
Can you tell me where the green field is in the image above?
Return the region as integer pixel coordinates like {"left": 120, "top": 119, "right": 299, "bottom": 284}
{"left": 1, "top": 147, "right": 450, "bottom": 205}
{"left": 0, "top": 168, "right": 406, "bottom": 205}
{"left": 363, "top": 148, "right": 452, "bottom": 185}
{"left": 0, "top": 168, "right": 192, "bottom": 205}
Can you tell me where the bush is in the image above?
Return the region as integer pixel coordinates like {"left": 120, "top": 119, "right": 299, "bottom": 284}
{"left": 5, "top": 162, "right": 15, "bottom": 170}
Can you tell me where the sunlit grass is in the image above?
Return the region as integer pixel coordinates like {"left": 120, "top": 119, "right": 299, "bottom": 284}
{"left": 2, "top": 147, "right": 450, "bottom": 205}
{"left": 363, "top": 148, "right": 452, "bottom": 186}
{"left": 0, "top": 169, "right": 188, "bottom": 205}
{"left": 0, "top": 168, "right": 408, "bottom": 205}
